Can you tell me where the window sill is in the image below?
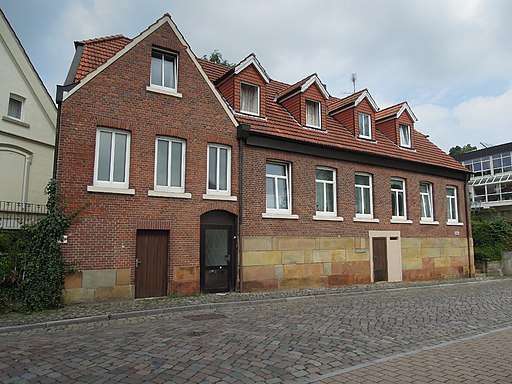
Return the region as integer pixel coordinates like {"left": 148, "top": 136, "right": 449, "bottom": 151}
{"left": 420, "top": 220, "right": 440, "bottom": 225}
{"left": 2, "top": 115, "right": 30, "bottom": 128}
{"left": 87, "top": 185, "right": 135, "bottom": 195}
{"left": 146, "top": 85, "right": 182, "bottom": 98}
{"left": 262, "top": 213, "right": 299, "bottom": 220}
{"left": 353, "top": 217, "right": 380, "bottom": 223}
{"left": 148, "top": 190, "right": 191, "bottom": 199}
{"left": 447, "top": 221, "right": 464, "bottom": 226}
{"left": 313, "top": 215, "right": 344, "bottom": 221}
{"left": 202, "top": 194, "right": 237, "bottom": 201}
{"left": 390, "top": 218, "right": 413, "bottom": 224}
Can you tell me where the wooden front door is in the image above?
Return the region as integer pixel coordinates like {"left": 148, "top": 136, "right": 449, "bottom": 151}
{"left": 373, "top": 237, "right": 388, "bottom": 282}
{"left": 200, "top": 211, "right": 237, "bottom": 293}
{"left": 135, "top": 230, "right": 168, "bottom": 298}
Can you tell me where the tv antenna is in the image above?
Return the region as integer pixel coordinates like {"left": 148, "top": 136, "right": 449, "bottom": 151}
{"left": 351, "top": 73, "right": 357, "bottom": 93}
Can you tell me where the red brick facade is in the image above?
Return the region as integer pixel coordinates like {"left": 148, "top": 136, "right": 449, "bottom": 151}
{"left": 57, "top": 14, "right": 472, "bottom": 302}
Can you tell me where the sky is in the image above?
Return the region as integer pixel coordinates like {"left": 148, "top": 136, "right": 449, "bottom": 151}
{"left": 1, "top": 0, "right": 511, "bottom": 152}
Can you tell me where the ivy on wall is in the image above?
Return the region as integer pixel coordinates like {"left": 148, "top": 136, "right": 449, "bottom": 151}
{"left": 0, "top": 180, "right": 76, "bottom": 313}
{"left": 472, "top": 214, "right": 512, "bottom": 262}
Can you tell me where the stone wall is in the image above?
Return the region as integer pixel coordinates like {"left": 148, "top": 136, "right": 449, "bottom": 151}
{"left": 63, "top": 269, "right": 133, "bottom": 303}
{"left": 502, "top": 252, "right": 512, "bottom": 276}
{"left": 241, "top": 236, "right": 472, "bottom": 291}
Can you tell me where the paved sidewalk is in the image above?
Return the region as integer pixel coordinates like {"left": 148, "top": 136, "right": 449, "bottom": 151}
{"left": 0, "top": 277, "right": 503, "bottom": 331}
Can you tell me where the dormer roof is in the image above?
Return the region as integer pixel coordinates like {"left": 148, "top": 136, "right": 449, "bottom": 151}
{"left": 234, "top": 54, "right": 270, "bottom": 83}
{"left": 276, "top": 73, "right": 329, "bottom": 102}
{"left": 328, "top": 89, "right": 379, "bottom": 114}
{"left": 376, "top": 102, "right": 418, "bottom": 122}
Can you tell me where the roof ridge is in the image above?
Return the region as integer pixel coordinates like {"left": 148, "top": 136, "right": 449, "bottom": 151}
{"left": 76, "top": 34, "right": 131, "bottom": 45}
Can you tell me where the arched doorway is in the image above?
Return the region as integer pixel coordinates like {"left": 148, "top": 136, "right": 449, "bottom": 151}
{"left": 200, "top": 210, "right": 237, "bottom": 293}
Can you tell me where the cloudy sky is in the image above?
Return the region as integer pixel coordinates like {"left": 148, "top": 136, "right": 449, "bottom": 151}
{"left": 2, "top": 0, "right": 511, "bottom": 152}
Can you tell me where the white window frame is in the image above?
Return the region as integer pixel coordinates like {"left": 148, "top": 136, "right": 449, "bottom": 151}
{"left": 306, "top": 100, "right": 321, "bottom": 129}
{"left": 391, "top": 178, "right": 408, "bottom": 220}
{"left": 358, "top": 113, "right": 372, "bottom": 139}
{"left": 150, "top": 49, "right": 178, "bottom": 92}
{"left": 7, "top": 94, "right": 25, "bottom": 121}
{"left": 265, "top": 161, "right": 292, "bottom": 215}
{"left": 420, "top": 182, "right": 434, "bottom": 221}
{"left": 355, "top": 173, "right": 373, "bottom": 219}
{"left": 206, "top": 144, "right": 231, "bottom": 196}
{"left": 399, "top": 124, "right": 411, "bottom": 148}
{"left": 93, "top": 127, "right": 131, "bottom": 190}
{"left": 316, "top": 167, "right": 336, "bottom": 216}
{"left": 240, "top": 82, "right": 260, "bottom": 116}
{"left": 446, "top": 186, "right": 459, "bottom": 223}
{"left": 154, "top": 137, "right": 185, "bottom": 193}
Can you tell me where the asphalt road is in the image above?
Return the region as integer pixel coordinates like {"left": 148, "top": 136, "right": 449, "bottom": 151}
{"left": 2, "top": 279, "right": 512, "bottom": 383}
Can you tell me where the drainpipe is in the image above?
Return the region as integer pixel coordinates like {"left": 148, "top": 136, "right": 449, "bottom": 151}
{"left": 237, "top": 124, "right": 251, "bottom": 292}
{"left": 54, "top": 84, "right": 77, "bottom": 179}
{"left": 464, "top": 174, "right": 473, "bottom": 277}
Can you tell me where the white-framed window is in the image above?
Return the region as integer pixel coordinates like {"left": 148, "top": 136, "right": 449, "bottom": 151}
{"left": 391, "top": 178, "right": 407, "bottom": 219}
{"left": 358, "top": 113, "right": 371, "bottom": 139}
{"left": 240, "top": 82, "right": 260, "bottom": 115}
{"left": 306, "top": 100, "right": 321, "bottom": 128}
{"left": 7, "top": 94, "right": 24, "bottom": 120}
{"left": 316, "top": 168, "right": 336, "bottom": 216}
{"left": 420, "top": 182, "right": 434, "bottom": 221}
{"left": 207, "top": 144, "right": 231, "bottom": 195}
{"left": 94, "top": 128, "right": 130, "bottom": 189}
{"left": 355, "top": 173, "right": 373, "bottom": 218}
{"left": 154, "top": 137, "right": 185, "bottom": 192}
{"left": 266, "top": 161, "right": 291, "bottom": 214}
{"left": 446, "top": 186, "right": 459, "bottom": 222}
{"left": 399, "top": 124, "right": 411, "bottom": 148}
{"left": 150, "top": 49, "right": 177, "bottom": 91}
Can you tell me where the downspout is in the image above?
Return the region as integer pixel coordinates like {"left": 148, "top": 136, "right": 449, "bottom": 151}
{"left": 237, "top": 124, "right": 251, "bottom": 292}
{"left": 464, "top": 173, "right": 473, "bottom": 277}
{"left": 54, "top": 84, "right": 77, "bottom": 179}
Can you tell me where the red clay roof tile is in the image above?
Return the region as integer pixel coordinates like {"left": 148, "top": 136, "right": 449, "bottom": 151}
{"left": 74, "top": 35, "right": 132, "bottom": 82}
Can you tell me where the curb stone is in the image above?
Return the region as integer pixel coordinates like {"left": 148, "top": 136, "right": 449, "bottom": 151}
{"left": 0, "top": 277, "right": 508, "bottom": 334}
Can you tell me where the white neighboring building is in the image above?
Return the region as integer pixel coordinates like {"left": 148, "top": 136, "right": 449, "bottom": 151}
{"left": 0, "top": 9, "right": 56, "bottom": 228}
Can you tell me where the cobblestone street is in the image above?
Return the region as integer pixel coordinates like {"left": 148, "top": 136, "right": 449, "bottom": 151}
{"left": 1, "top": 279, "right": 512, "bottom": 383}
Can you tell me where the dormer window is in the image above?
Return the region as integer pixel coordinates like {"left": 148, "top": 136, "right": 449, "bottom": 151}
{"left": 306, "top": 100, "right": 321, "bottom": 128}
{"left": 240, "top": 82, "right": 260, "bottom": 115}
{"left": 400, "top": 124, "right": 411, "bottom": 148}
{"left": 358, "top": 113, "right": 371, "bottom": 139}
{"left": 151, "top": 50, "right": 177, "bottom": 91}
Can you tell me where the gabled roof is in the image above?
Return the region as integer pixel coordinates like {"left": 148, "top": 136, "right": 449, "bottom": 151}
{"left": 197, "top": 58, "right": 231, "bottom": 83}
{"left": 276, "top": 73, "right": 329, "bottom": 102}
{"left": 0, "top": 9, "right": 56, "bottom": 125}
{"left": 71, "top": 35, "right": 132, "bottom": 83}
{"left": 328, "top": 89, "right": 379, "bottom": 114}
{"left": 234, "top": 54, "right": 270, "bottom": 83}
{"left": 376, "top": 102, "right": 418, "bottom": 122}
{"left": 61, "top": 13, "right": 238, "bottom": 127}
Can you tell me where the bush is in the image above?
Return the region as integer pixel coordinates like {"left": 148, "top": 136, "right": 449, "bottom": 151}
{"left": 0, "top": 179, "right": 75, "bottom": 313}
{"left": 472, "top": 214, "right": 512, "bottom": 262}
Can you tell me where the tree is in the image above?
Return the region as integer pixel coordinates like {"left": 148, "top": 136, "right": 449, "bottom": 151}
{"left": 449, "top": 144, "right": 477, "bottom": 157}
{"left": 202, "top": 49, "right": 234, "bottom": 68}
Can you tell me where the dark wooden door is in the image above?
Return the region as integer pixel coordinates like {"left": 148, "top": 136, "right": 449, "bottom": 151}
{"left": 135, "top": 230, "right": 168, "bottom": 298}
{"left": 373, "top": 237, "right": 388, "bottom": 282}
{"left": 201, "top": 224, "right": 233, "bottom": 293}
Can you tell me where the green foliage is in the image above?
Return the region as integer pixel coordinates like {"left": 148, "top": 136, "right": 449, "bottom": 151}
{"left": 0, "top": 179, "right": 75, "bottom": 313}
{"left": 202, "top": 49, "right": 234, "bottom": 68}
{"left": 472, "top": 214, "right": 512, "bottom": 261}
{"left": 449, "top": 144, "right": 477, "bottom": 157}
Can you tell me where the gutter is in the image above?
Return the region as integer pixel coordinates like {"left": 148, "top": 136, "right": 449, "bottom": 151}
{"left": 464, "top": 173, "right": 474, "bottom": 277}
{"left": 53, "top": 83, "right": 78, "bottom": 179}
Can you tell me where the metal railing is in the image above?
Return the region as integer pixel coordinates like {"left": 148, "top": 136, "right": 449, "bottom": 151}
{"left": 0, "top": 201, "right": 47, "bottom": 230}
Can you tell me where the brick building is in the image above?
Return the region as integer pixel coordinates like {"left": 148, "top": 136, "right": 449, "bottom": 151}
{"left": 56, "top": 14, "right": 472, "bottom": 302}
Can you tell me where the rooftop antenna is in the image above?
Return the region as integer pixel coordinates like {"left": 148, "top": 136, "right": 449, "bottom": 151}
{"left": 351, "top": 73, "right": 357, "bottom": 93}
